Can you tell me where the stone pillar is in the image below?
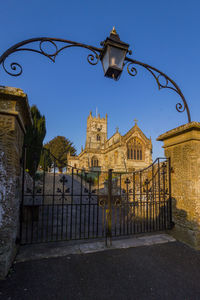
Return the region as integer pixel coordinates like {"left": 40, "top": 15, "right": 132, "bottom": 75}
{"left": 0, "top": 86, "right": 32, "bottom": 278}
{"left": 157, "top": 122, "right": 200, "bottom": 249}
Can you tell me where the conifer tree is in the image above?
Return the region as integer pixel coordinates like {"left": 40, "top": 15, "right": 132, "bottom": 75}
{"left": 44, "top": 136, "right": 76, "bottom": 173}
{"left": 24, "top": 105, "right": 46, "bottom": 176}
{"left": 39, "top": 148, "right": 53, "bottom": 172}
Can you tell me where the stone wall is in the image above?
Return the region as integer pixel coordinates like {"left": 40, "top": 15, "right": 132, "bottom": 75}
{"left": 157, "top": 122, "right": 200, "bottom": 249}
{"left": 0, "top": 86, "right": 32, "bottom": 278}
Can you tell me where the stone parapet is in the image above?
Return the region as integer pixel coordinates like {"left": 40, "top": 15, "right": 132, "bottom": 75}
{"left": 0, "top": 86, "right": 32, "bottom": 132}
{"left": 0, "top": 86, "right": 32, "bottom": 278}
{"left": 157, "top": 122, "right": 200, "bottom": 249}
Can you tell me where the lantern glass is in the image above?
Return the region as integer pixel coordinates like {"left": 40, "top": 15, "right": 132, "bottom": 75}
{"left": 102, "top": 47, "right": 110, "bottom": 74}
{"left": 109, "top": 46, "right": 125, "bottom": 69}
{"left": 102, "top": 45, "right": 126, "bottom": 80}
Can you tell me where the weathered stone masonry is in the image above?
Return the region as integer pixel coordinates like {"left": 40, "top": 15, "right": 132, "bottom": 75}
{"left": 157, "top": 122, "right": 200, "bottom": 249}
{"left": 0, "top": 86, "right": 32, "bottom": 278}
{"left": 68, "top": 111, "right": 152, "bottom": 172}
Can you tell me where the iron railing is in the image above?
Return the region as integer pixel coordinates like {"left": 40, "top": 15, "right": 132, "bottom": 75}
{"left": 20, "top": 147, "right": 172, "bottom": 244}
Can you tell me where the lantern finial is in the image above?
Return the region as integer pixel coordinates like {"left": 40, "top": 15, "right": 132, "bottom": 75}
{"left": 110, "top": 26, "right": 117, "bottom": 35}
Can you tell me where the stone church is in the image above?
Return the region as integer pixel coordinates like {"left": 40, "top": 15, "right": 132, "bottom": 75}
{"left": 68, "top": 112, "right": 152, "bottom": 172}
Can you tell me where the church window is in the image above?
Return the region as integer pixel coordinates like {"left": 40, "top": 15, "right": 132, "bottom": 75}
{"left": 97, "top": 134, "right": 101, "bottom": 141}
{"left": 137, "top": 150, "right": 139, "bottom": 160}
{"left": 91, "top": 156, "right": 98, "bottom": 167}
{"left": 127, "top": 138, "right": 143, "bottom": 161}
{"left": 140, "top": 150, "right": 142, "bottom": 160}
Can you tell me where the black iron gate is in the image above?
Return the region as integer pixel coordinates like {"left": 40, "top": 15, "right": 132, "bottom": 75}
{"left": 20, "top": 147, "right": 172, "bottom": 244}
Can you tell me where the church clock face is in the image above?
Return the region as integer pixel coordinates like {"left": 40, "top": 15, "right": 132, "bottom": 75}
{"left": 96, "top": 124, "right": 102, "bottom": 131}
{"left": 91, "top": 123, "right": 103, "bottom": 131}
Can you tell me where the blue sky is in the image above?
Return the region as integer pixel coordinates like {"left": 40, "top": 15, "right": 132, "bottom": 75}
{"left": 0, "top": 0, "right": 200, "bottom": 159}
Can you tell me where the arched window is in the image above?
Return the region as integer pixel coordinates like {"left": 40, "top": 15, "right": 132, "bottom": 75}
{"left": 91, "top": 156, "right": 98, "bottom": 167}
{"left": 127, "top": 138, "right": 143, "bottom": 161}
{"left": 127, "top": 148, "right": 130, "bottom": 159}
{"left": 97, "top": 134, "right": 101, "bottom": 141}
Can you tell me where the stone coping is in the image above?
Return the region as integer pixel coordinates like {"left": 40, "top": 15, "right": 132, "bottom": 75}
{"left": 0, "top": 86, "right": 32, "bottom": 127}
{"left": 157, "top": 122, "right": 200, "bottom": 141}
{"left": 0, "top": 86, "right": 26, "bottom": 98}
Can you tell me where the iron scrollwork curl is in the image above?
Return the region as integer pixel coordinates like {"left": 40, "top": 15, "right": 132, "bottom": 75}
{"left": 127, "top": 62, "right": 137, "bottom": 77}
{"left": 87, "top": 53, "right": 99, "bottom": 65}
{"left": 114, "top": 197, "right": 122, "bottom": 207}
{"left": 2, "top": 61, "right": 23, "bottom": 77}
{"left": 156, "top": 74, "right": 168, "bottom": 88}
{"left": 99, "top": 198, "right": 106, "bottom": 208}
{"left": 0, "top": 37, "right": 102, "bottom": 77}
{"left": 176, "top": 102, "right": 185, "bottom": 113}
{"left": 125, "top": 57, "right": 191, "bottom": 122}
{"left": 39, "top": 40, "right": 58, "bottom": 59}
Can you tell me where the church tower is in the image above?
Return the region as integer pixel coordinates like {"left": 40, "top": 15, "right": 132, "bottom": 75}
{"left": 85, "top": 111, "right": 107, "bottom": 149}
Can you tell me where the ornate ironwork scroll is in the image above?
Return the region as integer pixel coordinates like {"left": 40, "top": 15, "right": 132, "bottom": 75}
{"left": 0, "top": 37, "right": 102, "bottom": 77}
{"left": 0, "top": 36, "right": 191, "bottom": 122}
{"left": 125, "top": 57, "right": 191, "bottom": 122}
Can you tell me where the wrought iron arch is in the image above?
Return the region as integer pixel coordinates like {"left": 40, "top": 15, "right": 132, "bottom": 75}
{"left": 0, "top": 35, "right": 191, "bottom": 122}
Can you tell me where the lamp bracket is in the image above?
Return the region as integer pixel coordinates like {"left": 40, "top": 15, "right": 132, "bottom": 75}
{"left": 125, "top": 57, "right": 191, "bottom": 123}
{"left": 0, "top": 36, "right": 191, "bottom": 123}
{"left": 0, "top": 37, "right": 103, "bottom": 77}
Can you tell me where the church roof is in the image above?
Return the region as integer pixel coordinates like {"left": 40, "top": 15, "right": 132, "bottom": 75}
{"left": 123, "top": 123, "right": 150, "bottom": 144}
{"left": 106, "top": 130, "right": 121, "bottom": 142}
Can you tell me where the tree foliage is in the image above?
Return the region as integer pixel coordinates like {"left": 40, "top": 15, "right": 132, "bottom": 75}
{"left": 24, "top": 105, "right": 46, "bottom": 176}
{"left": 44, "top": 136, "right": 76, "bottom": 172}
{"left": 39, "top": 148, "right": 53, "bottom": 172}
